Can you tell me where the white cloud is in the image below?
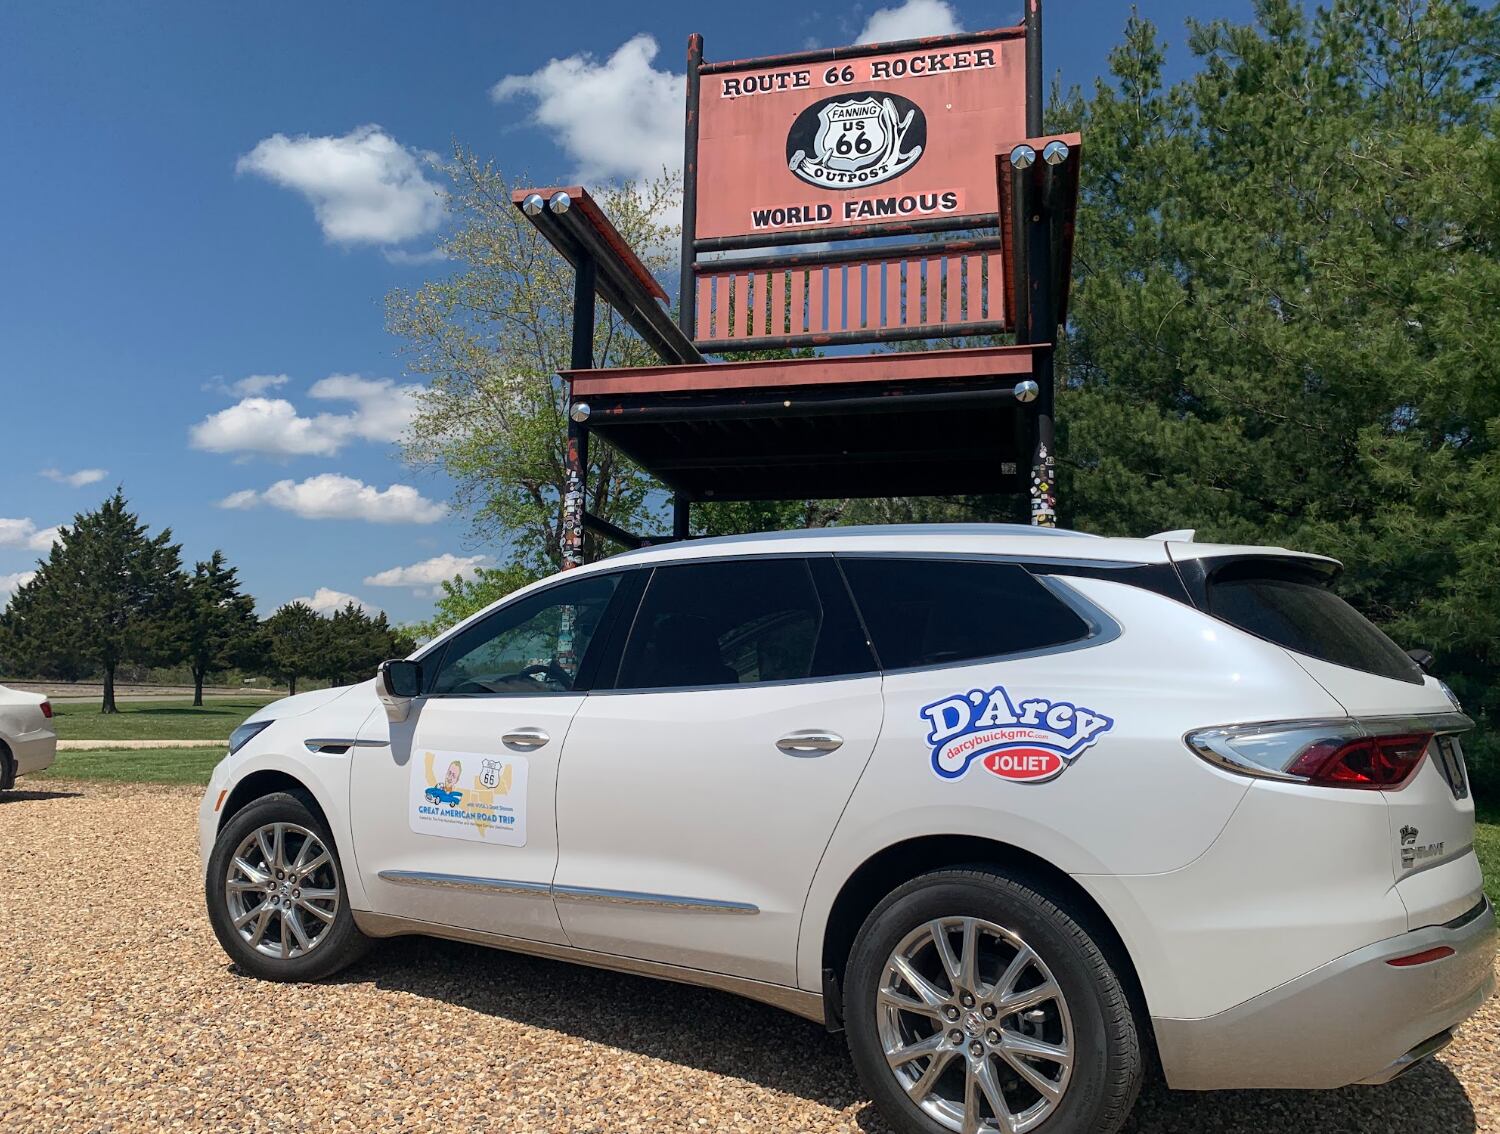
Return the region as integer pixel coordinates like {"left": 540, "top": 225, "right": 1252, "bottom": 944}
{"left": 0, "top": 518, "right": 61, "bottom": 552}
{"left": 228, "top": 374, "right": 290, "bottom": 397}
{"left": 39, "top": 467, "right": 107, "bottom": 488}
{"left": 493, "top": 34, "right": 683, "bottom": 184}
{"left": 383, "top": 247, "right": 449, "bottom": 266}
{"left": 364, "top": 553, "right": 491, "bottom": 594}
{"left": 188, "top": 374, "right": 421, "bottom": 458}
{"left": 857, "top": 0, "right": 963, "bottom": 44}
{"left": 219, "top": 473, "right": 446, "bottom": 524}
{"left": 0, "top": 570, "right": 36, "bottom": 598}
{"left": 286, "top": 587, "right": 379, "bottom": 615}
{"left": 236, "top": 125, "right": 446, "bottom": 246}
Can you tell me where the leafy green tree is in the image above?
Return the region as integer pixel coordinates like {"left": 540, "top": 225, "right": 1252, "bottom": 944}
{"left": 262, "top": 602, "right": 325, "bottom": 696}
{"left": 184, "top": 550, "right": 259, "bottom": 706}
{"left": 388, "top": 150, "right": 679, "bottom": 574}
{"left": 409, "top": 563, "right": 541, "bottom": 640}
{"left": 1053, "top": 0, "right": 1500, "bottom": 792}
{"left": 0, "top": 490, "right": 188, "bottom": 712}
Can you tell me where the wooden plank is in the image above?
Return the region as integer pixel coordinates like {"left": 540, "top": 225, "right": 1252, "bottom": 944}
{"left": 765, "top": 271, "right": 783, "bottom": 336}
{"left": 882, "top": 261, "right": 899, "bottom": 328}
{"left": 567, "top": 342, "right": 1044, "bottom": 396}
{"left": 827, "top": 265, "right": 845, "bottom": 334}
{"left": 964, "top": 256, "right": 980, "bottom": 323}
{"left": 696, "top": 276, "right": 714, "bottom": 340}
{"left": 738, "top": 272, "right": 754, "bottom": 340}
{"left": 808, "top": 266, "right": 825, "bottom": 333}
{"left": 943, "top": 257, "right": 959, "bottom": 326}
{"left": 986, "top": 252, "right": 1005, "bottom": 323}
{"left": 789, "top": 269, "right": 806, "bottom": 336}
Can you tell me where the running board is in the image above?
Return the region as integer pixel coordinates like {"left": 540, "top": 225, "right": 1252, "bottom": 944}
{"left": 350, "top": 909, "right": 824, "bottom": 1023}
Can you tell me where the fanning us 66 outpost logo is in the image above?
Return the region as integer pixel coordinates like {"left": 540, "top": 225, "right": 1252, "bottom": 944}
{"left": 922, "top": 686, "right": 1114, "bottom": 783}
{"left": 786, "top": 91, "right": 926, "bottom": 190}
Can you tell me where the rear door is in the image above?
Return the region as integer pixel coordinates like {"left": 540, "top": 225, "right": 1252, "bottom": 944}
{"left": 1190, "top": 552, "right": 1482, "bottom": 925}
{"left": 552, "top": 555, "right": 882, "bottom": 986}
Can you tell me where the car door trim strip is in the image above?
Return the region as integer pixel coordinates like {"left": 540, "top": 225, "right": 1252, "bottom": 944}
{"left": 375, "top": 870, "right": 758, "bottom": 914}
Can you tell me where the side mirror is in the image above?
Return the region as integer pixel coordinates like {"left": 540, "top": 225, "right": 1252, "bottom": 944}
{"left": 1406, "top": 648, "right": 1435, "bottom": 674}
{"left": 377, "top": 659, "right": 421, "bottom": 722}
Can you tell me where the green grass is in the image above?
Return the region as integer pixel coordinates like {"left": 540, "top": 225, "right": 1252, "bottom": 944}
{"left": 49, "top": 698, "right": 271, "bottom": 742}
{"left": 33, "top": 746, "right": 224, "bottom": 785}
{"left": 1477, "top": 807, "right": 1499, "bottom": 915}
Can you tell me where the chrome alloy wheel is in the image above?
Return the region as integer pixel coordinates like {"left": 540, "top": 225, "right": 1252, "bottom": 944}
{"left": 877, "top": 917, "right": 1074, "bottom": 1134}
{"left": 224, "top": 822, "right": 340, "bottom": 960}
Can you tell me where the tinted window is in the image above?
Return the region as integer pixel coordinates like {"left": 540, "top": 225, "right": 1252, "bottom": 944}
{"left": 840, "top": 557, "right": 1091, "bottom": 670}
{"left": 431, "top": 574, "right": 619, "bottom": 695}
{"left": 1207, "top": 566, "right": 1421, "bottom": 684}
{"left": 615, "top": 558, "right": 872, "bottom": 690}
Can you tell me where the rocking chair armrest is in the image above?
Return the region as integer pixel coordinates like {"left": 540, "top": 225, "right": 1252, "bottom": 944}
{"left": 512, "top": 186, "right": 702, "bottom": 366}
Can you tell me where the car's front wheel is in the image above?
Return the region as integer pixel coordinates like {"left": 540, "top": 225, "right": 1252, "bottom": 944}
{"left": 205, "top": 791, "right": 369, "bottom": 980}
{"left": 844, "top": 867, "right": 1142, "bottom": 1134}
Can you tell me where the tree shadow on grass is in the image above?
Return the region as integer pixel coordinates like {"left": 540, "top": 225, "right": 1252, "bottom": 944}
{"left": 325, "top": 935, "right": 1478, "bottom": 1134}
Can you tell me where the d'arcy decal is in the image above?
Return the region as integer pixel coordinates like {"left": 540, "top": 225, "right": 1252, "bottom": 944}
{"left": 922, "top": 686, "right": 1114, "bottom": 783}
{"left": 786, "top": 91, "right": 925, "bottom": 190}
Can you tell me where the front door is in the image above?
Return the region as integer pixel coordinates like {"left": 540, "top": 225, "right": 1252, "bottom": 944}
{"left": 350, "top": 571, "right": 626, "bottom": 944}
{"left": 554, "top": 555, "right": 883, "bottom": 986}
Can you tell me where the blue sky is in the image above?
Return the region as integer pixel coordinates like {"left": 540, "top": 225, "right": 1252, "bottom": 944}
{"left": 0, "top": 0, "right": 1250, "bottom": 624}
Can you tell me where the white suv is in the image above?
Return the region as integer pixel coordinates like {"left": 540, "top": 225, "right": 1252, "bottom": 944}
{"left": 200, "top": 525, "right": 1495, "bottom": 1134}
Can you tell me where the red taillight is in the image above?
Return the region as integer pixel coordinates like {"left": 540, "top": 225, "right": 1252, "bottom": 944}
{"left": 1285, "top": 733, "right": 1431, "bottom": 789}
{"left": 40, "top": 701, "right": 52, "bottom": 719}
{"left": 1386, "top": 946, "right": 1455, "bottom": 967}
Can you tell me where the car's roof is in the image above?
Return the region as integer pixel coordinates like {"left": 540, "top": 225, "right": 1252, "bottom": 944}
{"left": 592, "top": 523, "right": 1334, "bottom": 571}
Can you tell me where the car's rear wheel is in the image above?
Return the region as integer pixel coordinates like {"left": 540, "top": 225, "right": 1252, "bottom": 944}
{"left": 205, "top": 791, "right": 369, "bottom": 980}
{"left": 844, "top": 867, "right": 1141, "bottom": 1134}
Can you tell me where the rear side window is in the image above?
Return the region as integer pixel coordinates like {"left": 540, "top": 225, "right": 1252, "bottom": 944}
{"left": 614, "top": 558, "right": 874, "bottom": 690}
{"left": 1206, "top": 564, "right": 1421, "bottom": 684}
{"left": 840, "top": 558, "right": 1091, "bottom": 671}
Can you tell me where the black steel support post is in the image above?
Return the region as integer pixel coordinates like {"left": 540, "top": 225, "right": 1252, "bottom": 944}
{"left": 564, "top": 252, "right": 596, "bottom": 570}
{"left": 1023, "top": 0, "right": 1056, "bottom": 526}
{"left": 672, "top": 494, "right": 691, "bottom": 539}
{"left": 679, "top": 34, "right": 703, "bottom": 338}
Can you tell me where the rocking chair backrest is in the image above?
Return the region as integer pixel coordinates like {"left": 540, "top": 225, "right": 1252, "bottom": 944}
{"left": 682, "top": 26, "right": 1030, "bottom": 353}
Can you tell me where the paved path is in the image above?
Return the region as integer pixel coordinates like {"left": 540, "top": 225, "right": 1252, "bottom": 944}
{"left": 56, "top": 739, "right": 227, "bottom": 750}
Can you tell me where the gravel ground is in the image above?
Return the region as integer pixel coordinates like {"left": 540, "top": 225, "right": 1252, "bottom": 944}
{"left": 2, "top": 781, "right": 1495, "bottom": 1134}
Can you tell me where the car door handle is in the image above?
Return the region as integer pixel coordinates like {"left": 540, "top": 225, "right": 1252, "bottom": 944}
{"left": 776, "top": 730, "right": 844, "bottom": 757}
{"left": 502, "top": 727, "right": 550, "bottom": 751}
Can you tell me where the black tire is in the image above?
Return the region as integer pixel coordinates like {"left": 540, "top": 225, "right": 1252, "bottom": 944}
{"left": 844, "top": 866, "right": 1141, "bottom": 1134}
{"left": 205, "top": 790, "right": 370, "bottom": 981}
{"left": 0, "top": 741, "right": 15, "bottom": 792}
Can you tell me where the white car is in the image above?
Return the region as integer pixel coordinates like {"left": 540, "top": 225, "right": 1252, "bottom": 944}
{"left": 0, "top": 683, "right": 56, "bottom": 789}
{"left": 200, "top": 525, "right": 1495, "bottom": 1134}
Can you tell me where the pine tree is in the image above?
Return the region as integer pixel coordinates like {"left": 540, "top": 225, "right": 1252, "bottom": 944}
{"left": 0, "top": 490, "right": 189, "bottom": 712}
{"left": 185, "top": 551, "right": 259, "bottom": 707}
{"left": 262, "top": 602, "right": 324, "bottom": 696}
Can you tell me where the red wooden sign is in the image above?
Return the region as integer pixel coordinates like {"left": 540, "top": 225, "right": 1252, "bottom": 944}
{"left": 695, "top": 27, "right": 1027, "bottom": 243}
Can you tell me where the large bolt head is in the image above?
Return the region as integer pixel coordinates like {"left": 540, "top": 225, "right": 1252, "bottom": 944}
{"left": 1043, "top": 139, "right": 1071, "bottom": 166}
{"left": 960, "top": 993, "right": 976, "bottom": 1008}
{"left": 549, "top": 191, "right": 572, "bottom": 214}
{"left": 969, "top": 1041, "right": 984, "bottom": 1058}
{"left": 949, "top": 1029, "right": 964, "bottom": 1044}
{"left": 1014, "top": 379, "right": 1040, "bottom": 404}
{"left": 986, "top": 1028, "right": 1001, "bottom": 1044}
{"left": 945, "top": 1005, "right": 960, "bottom": 1021}
{"left": 521, "top": 193, "right": 545, "bottom": 216}
{"left": 982, "top": 1003, "right": 997, "bottom": 1019}
{"left": 569, "top": 402, "right": 591, "bottom": 423}
{"left": 1010, "top": 144, "right": 1037, "bottom": 170}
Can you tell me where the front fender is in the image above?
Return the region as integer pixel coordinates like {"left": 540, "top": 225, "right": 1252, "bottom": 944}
{"left": 199, "top": 705, "right": 379, "bottom": 911}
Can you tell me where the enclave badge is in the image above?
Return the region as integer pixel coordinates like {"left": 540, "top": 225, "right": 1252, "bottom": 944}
{"left": 786, "top": 91, "right": 926, "bottom": 190}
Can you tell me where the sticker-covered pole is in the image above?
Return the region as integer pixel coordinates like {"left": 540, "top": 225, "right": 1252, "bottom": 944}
{"left": 563, "top": 249, "right": 596, "bottom": 570}
{"left": 679, "top": 33, "right": 704, "bottom": 338}
{"left": 1024, "top": 0, "right": 1056, "bottom": 527}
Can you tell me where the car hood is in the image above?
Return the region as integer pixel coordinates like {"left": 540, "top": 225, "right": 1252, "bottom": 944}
{"left": 245, "top": 680, "right": 376, "bottom": 724}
